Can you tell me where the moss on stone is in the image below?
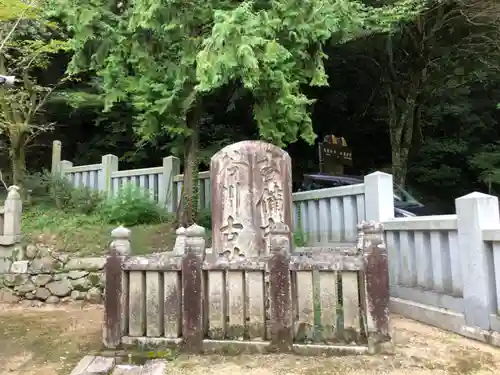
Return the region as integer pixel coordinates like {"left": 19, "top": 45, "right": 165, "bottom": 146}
{"left": 226, "top": 324, "right": 245, "bottom": 340}
{"left": 87, "top": 273, "right": 100, "bottom": 286}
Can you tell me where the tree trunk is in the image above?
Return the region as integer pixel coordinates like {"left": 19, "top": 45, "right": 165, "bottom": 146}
{"left": 386, "top": 84, "right": 419, "bottom": 188}
{"left": 391, "top": 147, "right": 409, "bottom": 187}
{"left": 178, "top": 101, "right": 202, "bottom": 227}
{"left": 384, "top": 33, "right": 424, "bottom": 188}
{"left": 10, "top": 137, "right": 26, "bottom": 189}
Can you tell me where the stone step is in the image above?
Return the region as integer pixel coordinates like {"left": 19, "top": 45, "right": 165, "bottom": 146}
{"left": 140, "top": 360, "right": 168, "bottom": 375}
{"left": 70, "top": 356, "right": 169, "bottom": 375}
{"left": 70, "top": 356, "right": 116, "bottom": 375}
{"left": 111, "top": 364, "right": 142, "bottom": 375}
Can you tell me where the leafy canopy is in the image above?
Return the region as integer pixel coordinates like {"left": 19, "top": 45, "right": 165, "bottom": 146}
{"left": 51, "top": 0, "right": 427, "bottom": 147}
{"left": 0, "top": 0, "right": 70, "bottom": 185}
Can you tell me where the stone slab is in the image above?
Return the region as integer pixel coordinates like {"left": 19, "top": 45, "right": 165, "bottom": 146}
{"left": 70, "top": 356, "right": 115, "bottom": 375}
{"left": 390, "top": 296, "right": 466, "bottom": 334}
{"left": 112, "top": 365, "right": 142, "bottom": 375}
{"left": 390, "top": 285, "right": 464, "bottom": 313}
{"left": 85, "top": 356, "right": 115, "bottom": 374}
{"left": 65, "top": 257, "right": 106, "bottom": 271}
{"left": 70, "top": 356, "right": 95, "bottom": 375}
{"left": 10, "top": 260, "right": 29, "bottom": 274}
{"left": 140, "top": 360, "right": 168, "bottom": 375}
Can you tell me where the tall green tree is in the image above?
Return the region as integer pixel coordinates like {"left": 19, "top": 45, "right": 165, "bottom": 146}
{"left": 0, "top": 0, "right": 69, "bottom": 186}
{"left": 51, "top": 0, "right": 426, "bottom": 225}
{"left": 376, "top": 0, "right": 500, "bottom": 186}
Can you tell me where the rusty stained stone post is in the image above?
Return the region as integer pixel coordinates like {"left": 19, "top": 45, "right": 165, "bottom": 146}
{"left": 103, "top": 226, "right": 130, "bottom": 348}
{"left": 359, "top": 221, "right": 391, "bottom": 353}
{"left": 267, "top": 223, "right": 293, "bottom": 352}
{"left": 181, "top": 223, "right": 206, "bottom": 352}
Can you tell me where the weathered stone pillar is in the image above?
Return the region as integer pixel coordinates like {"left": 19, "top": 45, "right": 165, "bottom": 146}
{"left": 103, "top": 225, "right": 130, "bottom": 348}
{"left": 358, "top": 221, "right": 391, "bottom": 353}
{"left": 181, "top": 223, "right": 205, "bottom": 352}
{"left": 1, "top": 185, "right": 22, "bottom": 245}
{"left": 267, "top": 223, "right": 293, "bottom": 351}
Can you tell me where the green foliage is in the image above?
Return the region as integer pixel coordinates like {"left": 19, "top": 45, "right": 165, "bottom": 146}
{"left": 22, "top": 205, "right": 104, "bottom": 232}
{"left": 196, "top": 0, "right": 425, "bottom": 146}
{"left": 99, "top": 184, "right": 172, "bottom": 226}
{"left": 22, "top": 205, "right": 177, "bottom": 256}
{"left": 0, "top": 0, "right": 72, "bottom": 186}
{"left": 196, "top": 208, "right": 212, "bottom": 230}
{"left": 23, "top": 170, "right": 104, "bottom": 214}
{"left": 1, "top": 0, "right": 70, "bottom": 73}
{"left": 292, "top": 229, "right": 307, "bottom": 247}
{"left": 470, "top": 143, "right": 500, "bottom": 189}
{"left": 48, "top": 0, "right": 427, "bottom": 148}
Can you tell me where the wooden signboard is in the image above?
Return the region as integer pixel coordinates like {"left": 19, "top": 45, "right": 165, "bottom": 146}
{"left": 319, "top": 135, "right": 353, "bottom": 168}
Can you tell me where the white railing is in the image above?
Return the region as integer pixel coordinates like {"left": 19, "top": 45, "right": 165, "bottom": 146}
{"left": 292, "top": 184, "right": 365, "bottom": 244}
{"left": 385, "top": 193, "right": 500, "bottom": 346}
{"left": 52, "top": 141, "right": 394, "bottom": 247}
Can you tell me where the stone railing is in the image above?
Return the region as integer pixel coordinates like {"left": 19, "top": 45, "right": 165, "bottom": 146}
{"left": 384, "top": 192, "right": 500, "bottom": 347}
{"left": 102, "top": 221, "right": 391, "bottom": 354}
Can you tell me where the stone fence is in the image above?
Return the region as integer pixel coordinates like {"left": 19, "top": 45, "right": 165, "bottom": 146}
{"left": 102, "top": 221, "right": 391, "bottom": 355}
{"left": 384, "top": 192, "right": 500, "bottom": 346}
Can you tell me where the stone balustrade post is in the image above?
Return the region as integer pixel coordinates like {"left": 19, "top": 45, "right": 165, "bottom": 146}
{"left": 110, "top": 225, "right": 131, "bottom": 255}
{"left": 267, "top": 222, "right": 293, "bottom": 350}
{"left": 103, "top": 225, "right": 130, "bottom": 348}
{"left": 268, "top": 222, "right": 292, "bottom": 255}
{"left": 185, "top": 223, "right": 206, "bottom": 256}
{"left": 358, "top": 220, "right": 391, "bottom": 353}
{"left": 1, "top": 185, "right": 22, "bottom": 245}
{"left": 173, "top": 227, "right": 187, "bottom": 255}
{"left": 455, "top": 192, "right": 500, "bottom": 330}
{"left": 181, "top": 223, "right": 206, "bottom": 352}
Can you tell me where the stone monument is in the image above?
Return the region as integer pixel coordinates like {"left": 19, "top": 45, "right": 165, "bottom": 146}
{"left": 210, "top": 141, "right": 293, "bottom": 258}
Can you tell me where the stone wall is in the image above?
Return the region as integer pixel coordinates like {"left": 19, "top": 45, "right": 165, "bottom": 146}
{"left": 0, "top": 243, "right": 105, "bottom": 306}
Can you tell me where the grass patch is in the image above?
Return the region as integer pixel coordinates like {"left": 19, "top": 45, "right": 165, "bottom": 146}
{"left": 22, "top": 206, "right": 176, "bottom": 256}
{"left": 0, "top": 306, "right": 103, "bottom": 375}
{"left": 0, "top": 307, "right": 499, "bottom": 375}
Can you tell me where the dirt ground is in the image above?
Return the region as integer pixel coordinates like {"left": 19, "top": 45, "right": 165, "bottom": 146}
{"left": 1, "top": 304, "right": 500, "bottom": 375}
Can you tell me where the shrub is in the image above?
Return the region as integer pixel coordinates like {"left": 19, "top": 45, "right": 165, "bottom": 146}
{"left": 293, "top": 229, "right": 307, "bottom": 247}
{"left": 23, "top": 170, "right": 104, "bottom": 214}
{"left": 196, "top": 208, "right": 212, "bottom": 230}
{"left": 99, "top": 184, "right": 172, "bottom": 226}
